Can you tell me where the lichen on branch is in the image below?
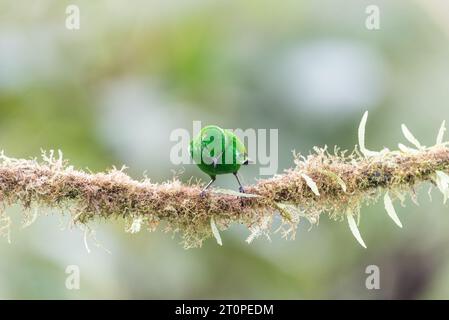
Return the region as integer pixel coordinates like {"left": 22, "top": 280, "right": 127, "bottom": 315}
{"left": 0, "top": 113, "right": 448, "bottom": 249}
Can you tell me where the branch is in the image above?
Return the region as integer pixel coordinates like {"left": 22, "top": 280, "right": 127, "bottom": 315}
{"left": 0, "top": 113, "right": 449, "bottom": 249}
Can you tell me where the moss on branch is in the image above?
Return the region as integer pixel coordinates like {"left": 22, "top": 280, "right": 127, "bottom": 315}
{"left": 0, "top": 114, "right": 448, "bottom": 249}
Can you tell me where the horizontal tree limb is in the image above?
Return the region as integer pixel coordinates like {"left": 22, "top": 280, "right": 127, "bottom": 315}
{"left": 0, "top": 115, "right": 448, "bottom": 248}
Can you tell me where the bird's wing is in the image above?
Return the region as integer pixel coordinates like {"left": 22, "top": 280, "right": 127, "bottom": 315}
{"left": 223, "top": 130, "right": 248, "bottom": 165}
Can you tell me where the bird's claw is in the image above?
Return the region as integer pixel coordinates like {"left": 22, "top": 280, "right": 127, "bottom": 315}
{"left": 200, "top": 190, "right": 207, "bottom": 198}
{"left": 238, "top": 186, "right": 247, "bottom": 206}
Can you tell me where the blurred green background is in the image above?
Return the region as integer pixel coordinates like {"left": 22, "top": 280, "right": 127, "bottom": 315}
{"left": 1, "top": 0, "right": 449, "bottom": 299}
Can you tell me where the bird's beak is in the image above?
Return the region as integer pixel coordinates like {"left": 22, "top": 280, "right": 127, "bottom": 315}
{"left": 243, "top": 158, "right": 254, "bottom": 165}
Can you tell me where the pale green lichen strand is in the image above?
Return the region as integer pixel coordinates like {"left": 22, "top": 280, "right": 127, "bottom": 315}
{"left": 384, "top": 191, "right": 402, "bottom": 228}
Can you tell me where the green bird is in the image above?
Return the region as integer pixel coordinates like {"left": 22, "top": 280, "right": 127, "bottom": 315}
{"left": 190, "top": 125, "right": 249, "bottom": 196}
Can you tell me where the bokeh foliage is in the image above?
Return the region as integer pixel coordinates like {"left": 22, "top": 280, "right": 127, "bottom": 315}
{"left": 1, "top": 0, "right": 449, "bottom": 299}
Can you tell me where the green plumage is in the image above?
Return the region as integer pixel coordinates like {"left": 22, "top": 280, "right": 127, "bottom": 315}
{"left": 190, "top": 125, "right": 248, "bottom": 194}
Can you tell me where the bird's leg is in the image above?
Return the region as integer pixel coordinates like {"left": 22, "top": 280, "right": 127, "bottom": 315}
{"left": 200, "top": 176, "right": 216, "bottom": 197}
{"left": 234, "top": 172, "right": 245, "bottom": 193}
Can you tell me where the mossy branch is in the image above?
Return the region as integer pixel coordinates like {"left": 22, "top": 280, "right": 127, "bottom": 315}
{"left": 0, "top": 113, "right": 449, "bottom": 249}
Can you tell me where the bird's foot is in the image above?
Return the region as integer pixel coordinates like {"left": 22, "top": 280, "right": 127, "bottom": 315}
{"left": 238, "top": 187, "right": 247, "bottom": 206}
{"left": 200, "top": 190, "right": 207, "bottom": 198}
